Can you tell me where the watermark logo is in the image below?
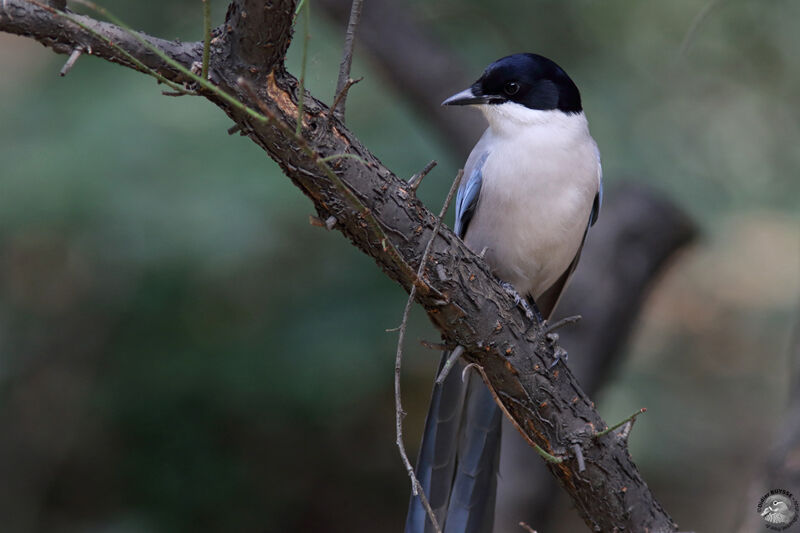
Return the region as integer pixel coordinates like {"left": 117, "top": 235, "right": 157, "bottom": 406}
{"left": 758, "top": 489, "right": 798, "bottom": 530}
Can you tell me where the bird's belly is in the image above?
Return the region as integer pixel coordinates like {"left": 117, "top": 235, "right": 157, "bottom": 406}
{"left": 463, "top": 152, "right": 596, "bottom": 299}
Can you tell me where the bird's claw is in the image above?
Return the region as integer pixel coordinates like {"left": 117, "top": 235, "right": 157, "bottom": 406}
{"left": 499, "top": 282, "right": 560, "bottom": 366}
{"left": 500, "top": 282, "right": 543, "bottom": 323}
{"left": 549, "top": 345, "right": 568, "bottom": 369}
{"left": 545, "top": 327, "right": 568, "bottom": 368}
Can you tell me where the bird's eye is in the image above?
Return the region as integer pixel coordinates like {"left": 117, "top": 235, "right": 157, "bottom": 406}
{"left": 504, "top": 81, "right": 520, "bottom": 96}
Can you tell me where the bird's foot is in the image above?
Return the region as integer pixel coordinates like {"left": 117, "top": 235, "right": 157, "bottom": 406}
{"left": 500, "top": 282, "right": 543, "bottom": 323}
{"left": 549, "top": 344, "right": 568, "bottom": 369}
{"left": 544, "top": 330, "right": 567, "bottom": 368}
{"left": 542, "top": 316, "right": 583, "bottom": 367}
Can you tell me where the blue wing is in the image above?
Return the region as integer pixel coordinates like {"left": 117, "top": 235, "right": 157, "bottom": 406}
{"left": 590, "top": 175, "right": 602, "bottom": 227}
{"left": 454, "top": 152, "right": 489, "bottom": 239}
{"left": 590, "top": 149, "right": 603, "bottom": 227}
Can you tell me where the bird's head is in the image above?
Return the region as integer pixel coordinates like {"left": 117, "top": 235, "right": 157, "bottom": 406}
{"left": 442, "top": 53, "right": 582, "bottom": 118}
{"left": 770, "top": 500, "right": 790, "bottom": 513}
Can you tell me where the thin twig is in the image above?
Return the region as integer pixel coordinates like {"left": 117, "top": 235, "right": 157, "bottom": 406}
{"left": 426, "top": 169, "right": 462, "bottom": 264}
{"left": 332, "top": 0, "right": 363, "bottom": 122}
{"left": 201, "top": 0, "right": 211, "bottom": 80}
{"left": 409, "top": 160, "right": 438, "bottom": 192}
{"left": 317, "top": 152, "right": 368, "bottom": 165}
{"left": 394, "top": 170, "right": 463, "bottom": 533}
{"left": 544, "top": 314, "right": 582, "bottom": 334}
{"left": 296, "top": 0, "right": 309, "bottom": 137}
{"left": 461, "top": 362, "right": 479, "bottom": 382}
{"left": 471, "top": 363, "right": 564, "bottom": 464}
{"left": 594, "top": 407, "right": 647, "bottom": 438}
{"left": 33, "top": 0, "right": 188, "bottom": 93}
{"left": 329, "top": 76, "right": 362, "bottom": 121}
{"left": 227, "top": 124, "right": 241, "bottom": 135}
{"left": 419, "top": 340, "right": 454, "bottom": 351}
{"left": 58, "top": 47, "right": 82, "bottom": 76}
{"left": 435, "top": 345, "right": 465, "bottom": 385}
{"left": 66, "top": 1, "right": 233, "bottom": 104}
{"left": 395, "top": 283, "right": 440, "bottom": 532}
{"left": 679, "top": 0, "right": 723, "bottom": 56}
{"left": 519, "top": 522, "right": 538, "bottom": 533}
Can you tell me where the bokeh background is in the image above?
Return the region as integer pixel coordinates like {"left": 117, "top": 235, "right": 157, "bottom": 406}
{"left": 0, "top": 0, "right": 798, "bottom": 531}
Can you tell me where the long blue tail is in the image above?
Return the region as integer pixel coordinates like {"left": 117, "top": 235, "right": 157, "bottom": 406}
{"left": 405, "top": 353, "right": 502, "bottom": 533}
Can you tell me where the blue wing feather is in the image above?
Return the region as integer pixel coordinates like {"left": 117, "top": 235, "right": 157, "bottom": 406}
{"left": 590, "top": 179, "right": 602, "bottom": 227}
{"left": 454, "top": 152, "right": 489, "bottom": 239}
{"left": 590, "top": 148, "right": 602, "bottom": 226}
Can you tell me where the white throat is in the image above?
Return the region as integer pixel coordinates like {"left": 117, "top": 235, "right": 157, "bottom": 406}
{"left": 478, "top": 102, "right": 588, "bottom": 138}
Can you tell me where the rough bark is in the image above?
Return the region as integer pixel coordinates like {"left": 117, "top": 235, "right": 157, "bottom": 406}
{"left": 0, "top": 1, "right": 681, "bottom": 530}
{"left": 225, "top": 0, "right": 294, "bottom": 68}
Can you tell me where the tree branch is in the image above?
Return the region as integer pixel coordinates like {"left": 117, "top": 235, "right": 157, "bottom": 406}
{"left": 0, "top": 1, "right": 201, "bottom": 82}
{"left": 225, "top": 0, "right": 294, "bottom": 71}
{"left": 0, "top": 1, "right": 680, "bottom": 530}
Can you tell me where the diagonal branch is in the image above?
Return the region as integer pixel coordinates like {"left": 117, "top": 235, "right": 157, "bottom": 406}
{"left": 0, "top": 1, "right": 201, "bottom": 83}
{"left": 0, "top": 1, "right": 681, "bottom": 530}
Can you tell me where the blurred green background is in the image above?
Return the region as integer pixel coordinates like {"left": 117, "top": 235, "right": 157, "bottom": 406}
{"left": 0, "top": 0, "right": 798, "bottom": 532}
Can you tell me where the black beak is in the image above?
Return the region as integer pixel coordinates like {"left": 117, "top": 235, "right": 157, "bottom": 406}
{"left": 441, "top": 87, "right": 499, "bottom": 106}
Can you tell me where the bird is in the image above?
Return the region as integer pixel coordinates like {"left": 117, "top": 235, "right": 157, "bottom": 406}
{"left": 405, "top": 53, "right": 603, "bottom": 533}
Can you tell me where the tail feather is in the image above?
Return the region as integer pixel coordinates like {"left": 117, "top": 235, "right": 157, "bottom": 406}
{"left": 406, "top": 353, "right": 502, "bottom": 533}
{"left": 443, "top": 371, "right": 502, "bottom": 533}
